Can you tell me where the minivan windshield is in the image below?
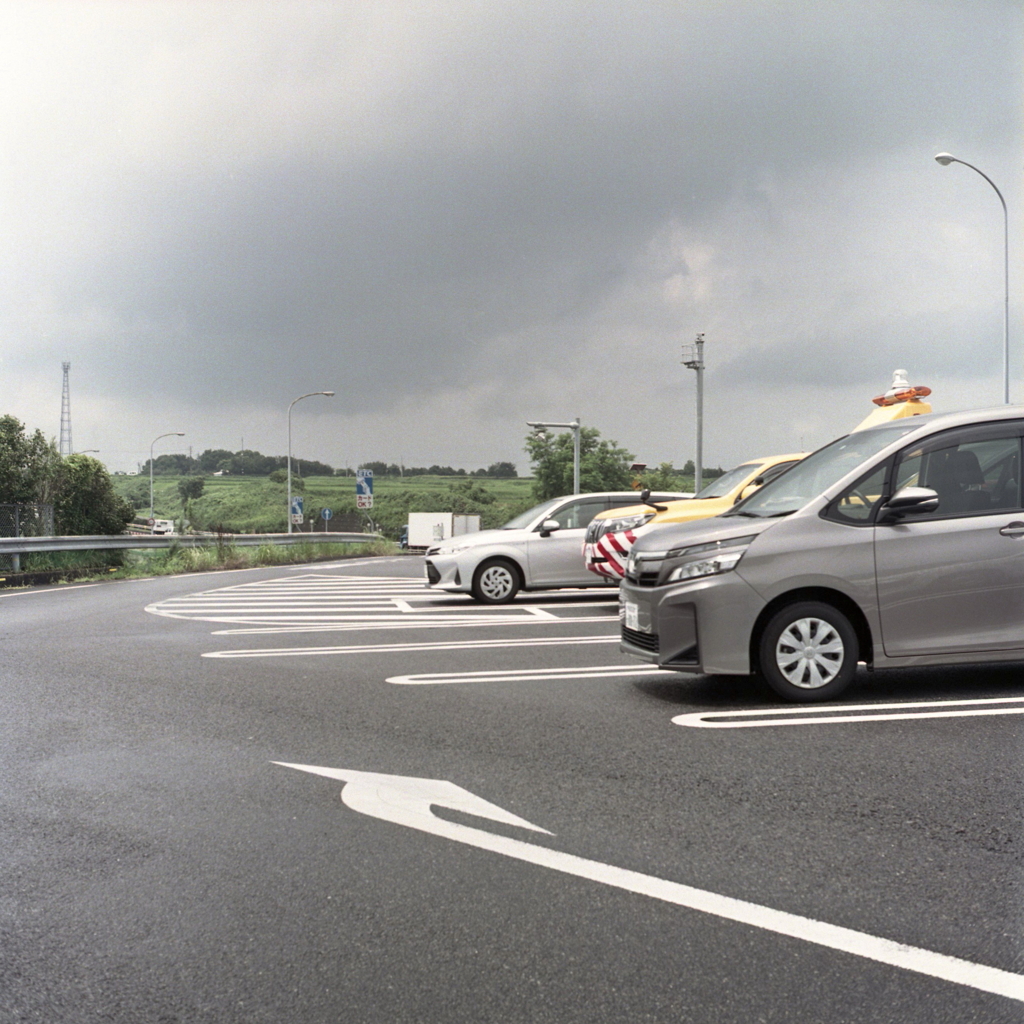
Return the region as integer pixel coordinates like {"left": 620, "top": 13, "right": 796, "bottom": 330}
{"left": 502, "top": 497, "right": 562, "bottom": 530}
{"left": 725, "top": 421, "right": 923, "bottom": 518}
{"left": 693, "top": 462, "right": 761, "bottom": 499}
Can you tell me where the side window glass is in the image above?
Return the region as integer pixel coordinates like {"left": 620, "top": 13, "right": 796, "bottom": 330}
{"left": 550, "top": 499, "right": 609, "bottom": 530}
{"left": 829, "top": 463, "right": 889, "bottom": 524}
{"left": 897, "top": 436, "right": 1020, "bottom": 517}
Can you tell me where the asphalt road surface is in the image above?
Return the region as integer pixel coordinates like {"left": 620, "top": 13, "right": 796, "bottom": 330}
{"left": 3, "top": 555, "right": 1023, "bottom": 1023}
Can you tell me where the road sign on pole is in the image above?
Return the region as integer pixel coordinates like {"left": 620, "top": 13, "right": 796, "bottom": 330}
{"left": 356, "top": 469, "right": 374, "bottom": 509}
{"left": 290, "top": 495, "right": 304, "bottom": 526}
{"left": 321, "top": 508, "right": 333, "bottom": 521}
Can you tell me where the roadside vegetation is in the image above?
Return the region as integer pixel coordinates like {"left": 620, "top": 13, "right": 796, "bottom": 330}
{"left": 7, "top": 539, "right": 396, "bottom": 586}
{"left": 112, "top": 431, "right": 722, "bottom": 540}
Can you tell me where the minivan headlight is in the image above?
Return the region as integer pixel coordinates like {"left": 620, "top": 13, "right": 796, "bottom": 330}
{"left": 663, "top": 535, "right": 755, "bottom": 583}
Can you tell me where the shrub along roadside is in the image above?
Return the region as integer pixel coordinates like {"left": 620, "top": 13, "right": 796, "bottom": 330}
{"left": 4, "top": 539, "right": 397, "bottom": 587}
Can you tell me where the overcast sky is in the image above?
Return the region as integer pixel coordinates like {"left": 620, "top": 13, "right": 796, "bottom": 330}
{"left": 1, "top": 0, "right": 1021, "bottom": 475}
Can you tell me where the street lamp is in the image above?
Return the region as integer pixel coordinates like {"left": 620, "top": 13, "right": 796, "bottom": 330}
{"left": 150, "top": 432, "right": 185, "bottom": 519}
{"left": 935, "top": 153, "right": 1010, "bottom": 404}
{"left": 287, "top": 391, "right": 335, "bottom": 533}
{"left": 526, "top": 418, "right": 581, "bottom": 494}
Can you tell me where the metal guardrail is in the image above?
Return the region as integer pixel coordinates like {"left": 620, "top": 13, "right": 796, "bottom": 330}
{"left": 0, "top": 532, "right": 380, "bottom": 555}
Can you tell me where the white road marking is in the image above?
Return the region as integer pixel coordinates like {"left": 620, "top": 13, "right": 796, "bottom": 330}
{"left": 673, "top": 696, "right": 1024, "bottom": 729}
{"left": 387, "top": 665, "right": 655, "bottom": 685}
{"left": 276, "top": 764, "right": 1024, "bottom": 1004}
{"left": 210, "top": 615, "right": 615, "bottom": 635}
{"left": 203, "top": 634, "right": 620, "bottom": 659}
{"left": 148, "top": 572, "right": 619, "bottom": 629}
{"left": 0, "top": 583, "right": 102, "bottom": 598}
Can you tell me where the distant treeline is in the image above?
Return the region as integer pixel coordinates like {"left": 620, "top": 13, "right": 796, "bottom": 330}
{"left": 140, "top": 450, "right": 520, "bottom": 479}
{"left": 142, "top": 450, "right": 334, "bottom": 477}
{"left": 352, "top": 461, "right": 518, "bottom": 478}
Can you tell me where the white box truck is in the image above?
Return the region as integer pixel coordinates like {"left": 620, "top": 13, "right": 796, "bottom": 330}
{"left": 406, "top": 513, "right": 480, "bottom": 549}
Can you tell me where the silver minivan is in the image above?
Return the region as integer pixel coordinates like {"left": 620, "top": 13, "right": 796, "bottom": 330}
{"left": 619, "top": 407, "right": 1024, "bottom": 701}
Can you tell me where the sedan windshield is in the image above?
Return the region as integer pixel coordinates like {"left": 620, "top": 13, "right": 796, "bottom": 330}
{"left": 726, "top": 421, "right": 923, "bottom": 518}
{"left": 502, "top": 497, "right": 562, "bottom": 530}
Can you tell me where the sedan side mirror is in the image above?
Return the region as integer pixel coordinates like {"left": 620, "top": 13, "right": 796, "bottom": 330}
{"left": 539, "top": 518, "right": 561, "bottom": 537}
{"left": 879, "top": 486, "right": 939, "bottom": 521}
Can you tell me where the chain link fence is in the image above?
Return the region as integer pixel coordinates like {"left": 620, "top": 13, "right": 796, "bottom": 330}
{"left": 0, "top": 504, "right": 54, "bottom": 571}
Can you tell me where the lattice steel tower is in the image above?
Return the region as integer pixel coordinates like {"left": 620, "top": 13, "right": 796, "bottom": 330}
{"left": 59, "top": 361, "right": 73, "bottom": 456}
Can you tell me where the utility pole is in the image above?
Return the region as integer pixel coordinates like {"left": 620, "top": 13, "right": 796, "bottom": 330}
{"left": 682, "top": 334, "right": 705, "bottom": 493}
{"left": 59, "top": 362, "right": 73, "bottom": 456}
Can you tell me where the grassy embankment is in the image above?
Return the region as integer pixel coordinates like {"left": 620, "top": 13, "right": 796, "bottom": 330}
{"left": 8, "top": 474, "right": 537, "bottom": 582}
{"left": 111, "top": 473, "right": 542, "bottom": 537}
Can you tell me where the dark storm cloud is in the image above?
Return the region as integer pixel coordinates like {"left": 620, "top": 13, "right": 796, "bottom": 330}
{"left": 33, "top": 0, "right": 1017, "bottom": 412}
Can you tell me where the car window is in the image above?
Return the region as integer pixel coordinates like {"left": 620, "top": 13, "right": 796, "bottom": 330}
{"left": 895, "top": 435, "right": 1021, "bottom": 517}
{"left": 693, "top": 463, "right": 761, "bottom": 499}
{"left": 828, "top": 463, "right": 889, "bottom": 524}
{"left": 548, "top": 498, "right": 610, "bottom": 530}
{"left": 759, "top": 460, "right": 799, "bottom": 484}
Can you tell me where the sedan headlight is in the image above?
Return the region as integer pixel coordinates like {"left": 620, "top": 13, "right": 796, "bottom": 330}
{"left": 435, "top": 542, "right": 471, "bottom": 556}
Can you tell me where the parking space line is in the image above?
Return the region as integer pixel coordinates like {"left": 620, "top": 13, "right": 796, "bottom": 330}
{"left": 673, "top": 696, "right": 1024, "bottom": 729}
{"left": 387, "top": 665, "right": 655, "bottom": 685}
{"left": 202, "top": 634, "right": 620, "bottom": 659}
{"left": 211, "top": 615, "right": 616, "bottom": 635}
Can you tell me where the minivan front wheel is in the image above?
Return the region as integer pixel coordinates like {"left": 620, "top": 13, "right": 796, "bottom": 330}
{"left": 758, "top": 601, "right": 858, "bottom": 702}
{"left": 471, "top": 559, "right": 521, "bottom": 604}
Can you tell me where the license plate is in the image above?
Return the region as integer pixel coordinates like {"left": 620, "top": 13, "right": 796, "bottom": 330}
{"left": 625, "top": 600, "right": 639, "bottom": 632}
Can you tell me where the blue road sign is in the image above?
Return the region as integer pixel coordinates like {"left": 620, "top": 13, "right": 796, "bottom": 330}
{"left": 321, "top": 507, "right": 333, "bottom": 521}
{"left": 356, "top": 469, "right": 373, "bottom": 509}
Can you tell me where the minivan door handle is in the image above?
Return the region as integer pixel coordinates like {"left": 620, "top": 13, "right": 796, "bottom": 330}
{"left": 998, "top": 521, "right": 1024, "bottom": 537}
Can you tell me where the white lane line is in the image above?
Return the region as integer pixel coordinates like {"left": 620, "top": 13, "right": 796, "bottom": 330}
{"left": 673, "top": 696, "right": 1024, "bottom": 729}
{"left": 387, "top": 665, "right": 654, "bottom": 685}
{"left": 202, "top": 634, "right": 620, "bottom": 659}
{"left": 524, "top": 605, "right": 558, "bottom": 619}
{"left": 210, "top": 615, "right": 616, "bottom": 635}
{"left": 0, "top": 583, "right": 102, "bottom": 598}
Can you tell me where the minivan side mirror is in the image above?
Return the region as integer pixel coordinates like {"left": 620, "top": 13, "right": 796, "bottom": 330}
{"left": 879, "top": 486, "right": 939, "bottom": 521}
{"left": 539, "top": 518, "right": 561, "bottom": 537}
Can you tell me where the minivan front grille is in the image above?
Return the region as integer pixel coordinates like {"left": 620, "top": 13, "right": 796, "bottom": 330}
{"left": 621, "top": 626, "right": 659, "bottom": 652}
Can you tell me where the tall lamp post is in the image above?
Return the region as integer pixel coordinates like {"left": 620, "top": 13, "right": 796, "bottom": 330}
{"left": 935, "top": 153, "right": 1010, "bottom": 404}
{"left": 150, "top": 432, "right": 185, "bottom": 519}
{"left": 288, "top": 391, "right": 335, "bottom": 533}
{"left": 527, "top": 418, "right": 581, "bottom": 494}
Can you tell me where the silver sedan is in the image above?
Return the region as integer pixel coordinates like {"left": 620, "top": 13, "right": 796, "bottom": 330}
{"left": 424, "top": 491, "right": 690, "bottom": 603}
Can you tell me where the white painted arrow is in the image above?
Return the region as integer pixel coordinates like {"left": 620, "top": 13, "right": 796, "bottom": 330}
{"left": 273, "top": 762, "right": 1024, "bottom": 1004}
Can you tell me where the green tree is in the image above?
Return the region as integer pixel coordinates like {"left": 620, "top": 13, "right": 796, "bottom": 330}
{"left": 524, "top": 427, "right": 634, "bottom": 500}
{"left": 0, "top": 414, "right": 60, "bottom": 503}
{"left": 635, "top": 462, "right": 685, "bottom": 491}
{"left": 54, "top": 455, "right": 135, "bottom": 535}
{"left": 178, "top": 476, "right": 206, "bottom": 502}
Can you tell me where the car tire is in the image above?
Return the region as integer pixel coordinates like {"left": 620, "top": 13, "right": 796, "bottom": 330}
{"left": 757, "top": 601, "right": 858, "bottom": 702}
{"left": 471, "top": 559, "right": 521, "bottom": 604}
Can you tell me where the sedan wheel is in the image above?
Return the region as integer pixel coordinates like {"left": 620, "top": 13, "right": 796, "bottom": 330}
{"left": 758, "top": 601, "right": 858, "bottom": 701}
{"left": 471, "top": 559, "right": 521, "bottom": 604}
